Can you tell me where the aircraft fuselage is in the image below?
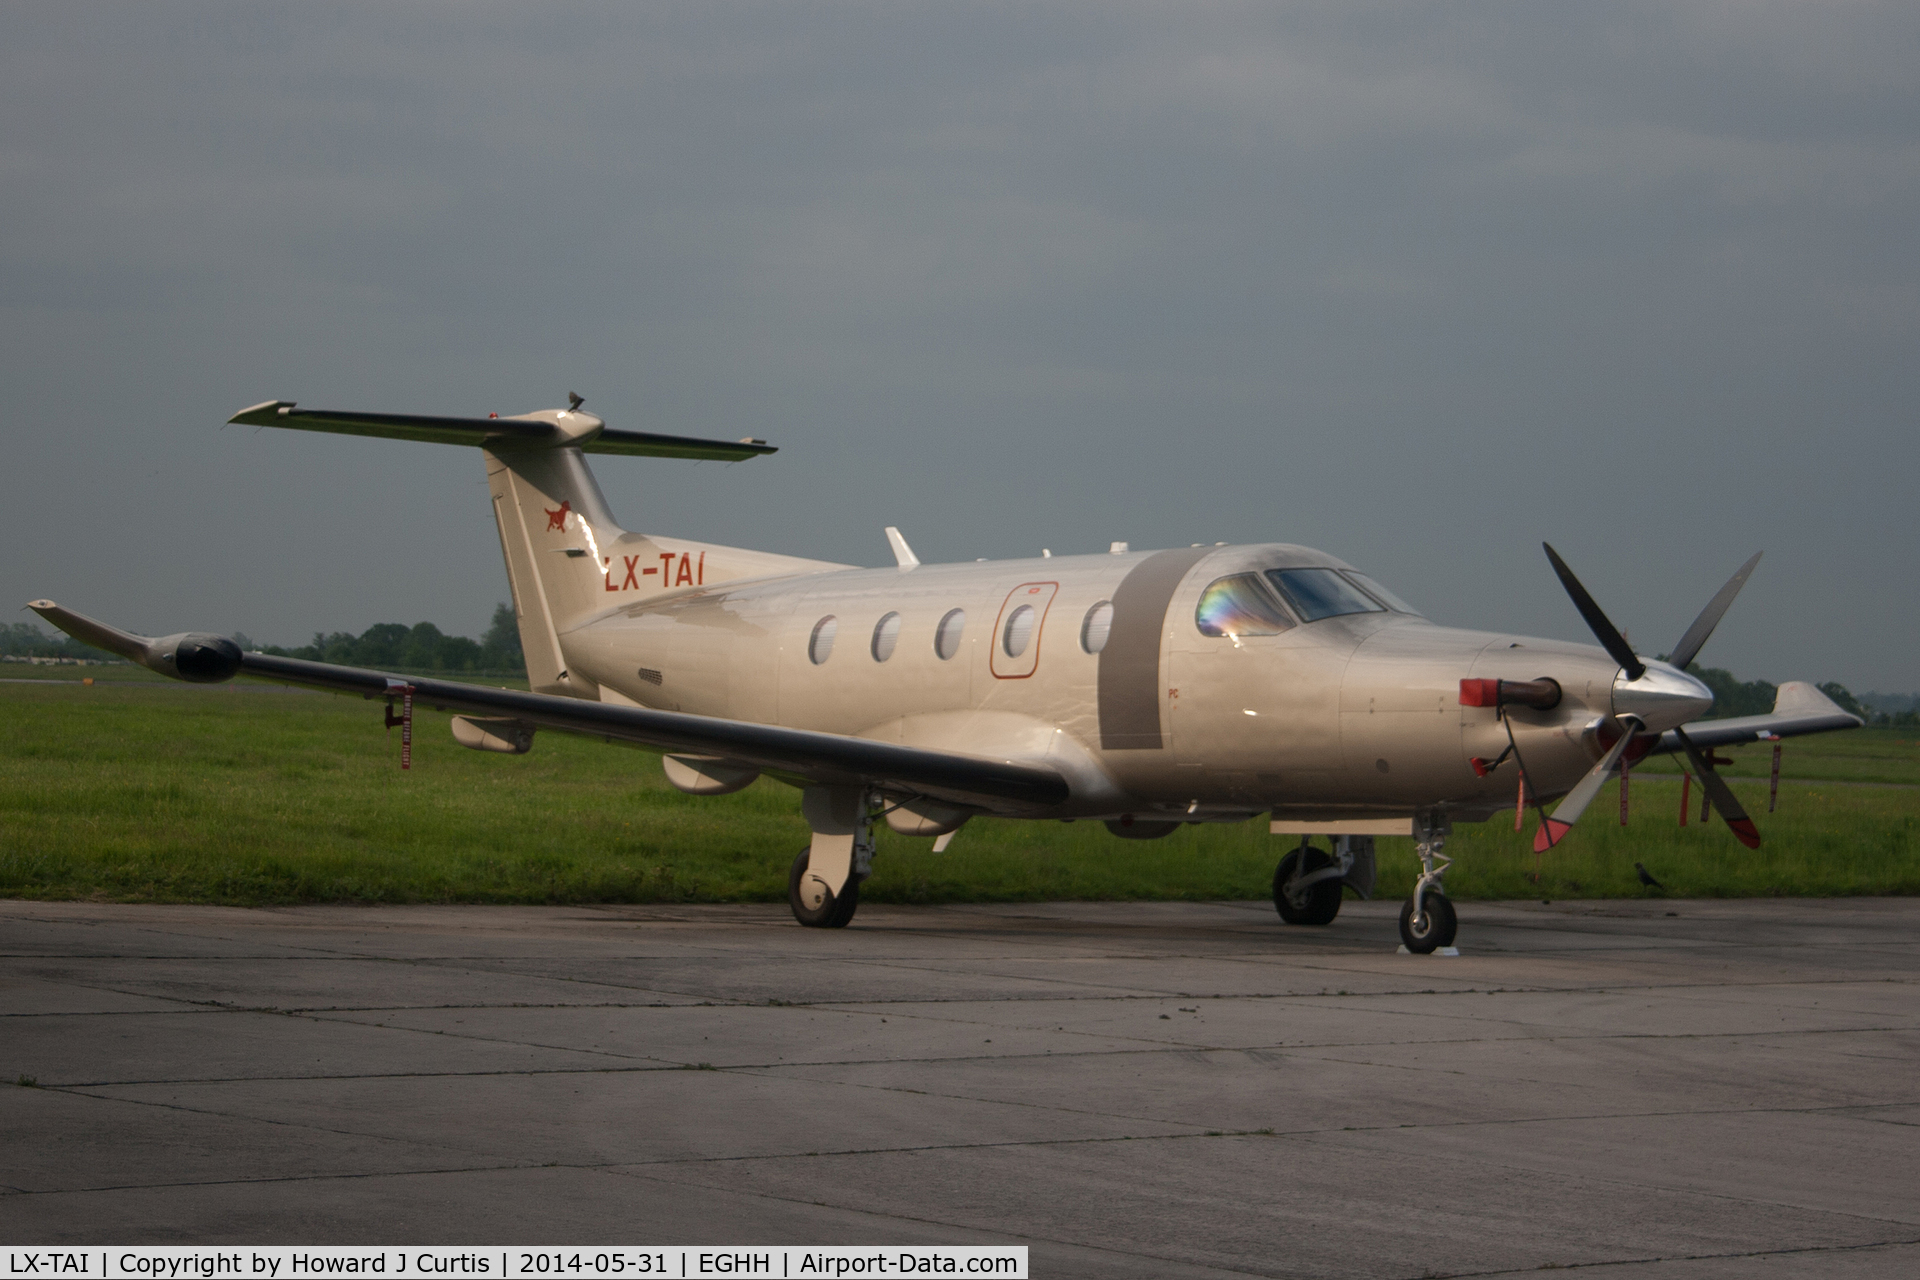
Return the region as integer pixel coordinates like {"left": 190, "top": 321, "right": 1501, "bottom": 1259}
{"left": 561, "top": 542, "right": 1682, "bottom": 825}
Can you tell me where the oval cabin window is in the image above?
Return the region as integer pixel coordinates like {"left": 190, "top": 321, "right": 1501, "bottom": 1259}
{"left": 1081, "top": 600, "right": 1113, "bottom": 654}
{"left": 808, "top": 615, "right": 838, "bottom": 665}
{"left": 934, "top": 608, "right": 966, "bottom": 661}
{"left": 871, "top": 612, "right": 901, "bottom": 662}
{"left": 1002, "top": 604, "right": 1036, "bottom": 658}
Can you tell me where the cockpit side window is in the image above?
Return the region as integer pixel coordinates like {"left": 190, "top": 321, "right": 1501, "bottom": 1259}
{"left": 1196, "top": 574, "right": 1295, "bottom": 638}
{"left": 1342, "top": 570, "right": 1423, "bottom": 617}
{"left": 1265, "top": 568, "right": 1387, "bottom": 623}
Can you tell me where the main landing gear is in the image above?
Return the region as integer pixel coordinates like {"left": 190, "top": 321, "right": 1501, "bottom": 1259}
{"left": 1398, "top": 814, "right": 1458, "bottom": 954}
{"left": 1273, "top": 843, "right": 1344, "bottom": 926}
{"left": 1273, "top": 836, "right": 1376, "bottom": 927}
{"left": 788, "top": 786, "right": 874, "bottom": 928}
{"left": 789, "top": 845, "right": 861, "bottom": 928}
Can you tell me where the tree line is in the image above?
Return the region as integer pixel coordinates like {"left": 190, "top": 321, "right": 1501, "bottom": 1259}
{"left": 253, "top": 603, "right": 525, "bottom": 675}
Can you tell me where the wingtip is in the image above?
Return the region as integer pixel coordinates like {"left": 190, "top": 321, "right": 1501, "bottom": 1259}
{"left": 228, "top": 400, "right": 293, "bottom": 426}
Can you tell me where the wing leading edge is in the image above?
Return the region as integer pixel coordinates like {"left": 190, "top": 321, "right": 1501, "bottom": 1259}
{"left": 27, "top": 602, "right": 1069, "bottom": 812}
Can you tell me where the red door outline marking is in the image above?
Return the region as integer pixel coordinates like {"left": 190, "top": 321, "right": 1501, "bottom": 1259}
{"left": 989, "top": 582, "right": 1060, "bottom": 680}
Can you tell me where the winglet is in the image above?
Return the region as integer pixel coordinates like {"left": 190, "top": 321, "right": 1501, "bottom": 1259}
{"left": 27, "top": 600, "right": 152, "bottom": 664}
{"left": 1771, "top": 681, "right": 1858, "bottom": 723}
{"left": 885, "top": 527, "right": 920, "bottom": 570}
{"left": 228, "top": 401, "right": 296, "bottom": 426}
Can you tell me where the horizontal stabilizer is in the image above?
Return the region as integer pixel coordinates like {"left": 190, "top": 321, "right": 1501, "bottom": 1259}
{"left": 229, "top": 401, "right": 776, "bottom": 462}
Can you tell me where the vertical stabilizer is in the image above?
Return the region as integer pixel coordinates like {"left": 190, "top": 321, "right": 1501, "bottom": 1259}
{"left": 486, "top": 444, "right": 624, "bottom": 698}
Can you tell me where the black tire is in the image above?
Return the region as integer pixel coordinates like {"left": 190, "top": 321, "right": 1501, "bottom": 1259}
{"left": 788, "top": 847, "right": 859, "bottom": 928}
{"left": 1273, "top": 844, "right": 1343, "bottom": 926}
{"left": 1398, "top": 890, "right": 1457, "bottom": 954}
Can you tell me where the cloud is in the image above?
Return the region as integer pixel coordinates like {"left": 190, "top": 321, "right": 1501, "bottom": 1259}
{"left": 1, "top": 2, "right": 1915, "bottom": 687}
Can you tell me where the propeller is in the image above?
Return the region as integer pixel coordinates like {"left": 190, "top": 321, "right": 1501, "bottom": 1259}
{"left": 1533, "top": 715, "right": 1642, "bottom": 852}
{"left": 1672, "top": 726, "right": 1761, "bottom": 849}
{"left": 1539, "top": 544, "right": 1763, "bottom": 850}
{"left": 1668, "top": 552, "right": 1762, "bottom": 672}
{"left": 1543, "top": 543, "right": 1643, "bottom": 681}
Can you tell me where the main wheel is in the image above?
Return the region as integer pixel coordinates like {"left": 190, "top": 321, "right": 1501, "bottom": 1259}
{"left": 1398, "top": 890, "right": 1457, "bottom": 954}
{"left": 788, "top": 847, "right": 860, "bottom": 928}
{"left": 1273, "top": 844, "right": 1343, "bottom": 926}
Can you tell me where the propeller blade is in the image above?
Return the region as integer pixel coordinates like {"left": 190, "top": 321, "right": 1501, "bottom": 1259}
{"left": 1543, "top": 543, "right": 1645, "bottom": 681}
{"left": 1673, "top": 726, "right": 1762, "bottom": 849}
{"left": 1533, "top": 717, "right": 1640, "bottom": 853}
{"left": 1667, "top": 551, "right": 1763, "bottom": 673}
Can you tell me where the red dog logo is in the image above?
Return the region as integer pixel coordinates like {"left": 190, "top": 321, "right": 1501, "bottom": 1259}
{"left": 544, "top": 500, "right": 572, "bottom": 532}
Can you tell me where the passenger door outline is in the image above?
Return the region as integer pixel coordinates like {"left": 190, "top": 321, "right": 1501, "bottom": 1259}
{"left": 989, "top": 582, "right": 1059, "bottom": 680}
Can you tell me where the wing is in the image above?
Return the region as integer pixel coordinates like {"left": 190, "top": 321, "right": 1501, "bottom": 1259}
{"left": 228, "top": 401, "right": 776, "bottom": 463}
{"left": 28, "top": 602, "right": 1068, "bottom": 813}
{"left": 1656, "top": 681, "right": 1863, "bottom": 752}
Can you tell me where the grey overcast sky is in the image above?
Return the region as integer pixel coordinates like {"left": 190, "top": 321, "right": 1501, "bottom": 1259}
{"left": 4, "top": 3, "right": 1916, "bottom": 690}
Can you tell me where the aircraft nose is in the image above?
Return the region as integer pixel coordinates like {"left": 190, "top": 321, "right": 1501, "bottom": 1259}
{"left": 1612, "top": 661, "right": 1714, "bottom": 732}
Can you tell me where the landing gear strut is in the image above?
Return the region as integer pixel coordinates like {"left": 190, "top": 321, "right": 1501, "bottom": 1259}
{"left": 1398, "top": 812, "right": 1457, "bottom": 954}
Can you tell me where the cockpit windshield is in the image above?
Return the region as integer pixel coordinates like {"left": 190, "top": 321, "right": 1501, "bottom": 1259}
{"left": 1266, "top": 568, "right": 1389, "bottom": 622}
{"left": 1195, "top": 574, "right": 1294, "bottom": 638}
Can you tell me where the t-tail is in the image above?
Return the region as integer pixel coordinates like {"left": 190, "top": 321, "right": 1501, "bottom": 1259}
{"left": 228, "top": 397, "right": 844, "bottom": 698}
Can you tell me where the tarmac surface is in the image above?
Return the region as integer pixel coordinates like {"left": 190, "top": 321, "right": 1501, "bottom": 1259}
{"left": 3, "top": 896, "right": 1917, "bottom": 1277}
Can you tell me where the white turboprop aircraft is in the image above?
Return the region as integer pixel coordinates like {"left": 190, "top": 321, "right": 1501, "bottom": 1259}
{"left": 31, "top": 396, "right": 1861, "bottom": 951}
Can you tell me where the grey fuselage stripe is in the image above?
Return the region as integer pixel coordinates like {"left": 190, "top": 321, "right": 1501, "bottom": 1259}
{"left": 1097, "top": 547, "right": 1216, "bottom": 750}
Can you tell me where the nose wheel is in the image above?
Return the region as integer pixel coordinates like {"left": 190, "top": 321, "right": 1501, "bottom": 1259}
{"left": 1398, "top": 891, "right": 1456, "bottom": 953}
{"left": 1398, "top": 813, "right": 1458, "bottom": 954}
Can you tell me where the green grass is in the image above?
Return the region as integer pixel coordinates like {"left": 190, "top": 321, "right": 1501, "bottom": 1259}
{"left": 0, "top": 661, "right": 159, "bottom": 682}
{"left": 2, "top": 680, "right": 1915, "bottom": 905}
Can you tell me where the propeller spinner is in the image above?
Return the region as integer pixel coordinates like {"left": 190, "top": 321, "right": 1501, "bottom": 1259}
{"left": 1533, "top": 545, "right": 1762, "bottom": 852}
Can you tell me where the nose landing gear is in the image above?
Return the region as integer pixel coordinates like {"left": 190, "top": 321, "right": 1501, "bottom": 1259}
{"left": 1399, "top": 813, "right": 1457, "bottom": 954}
